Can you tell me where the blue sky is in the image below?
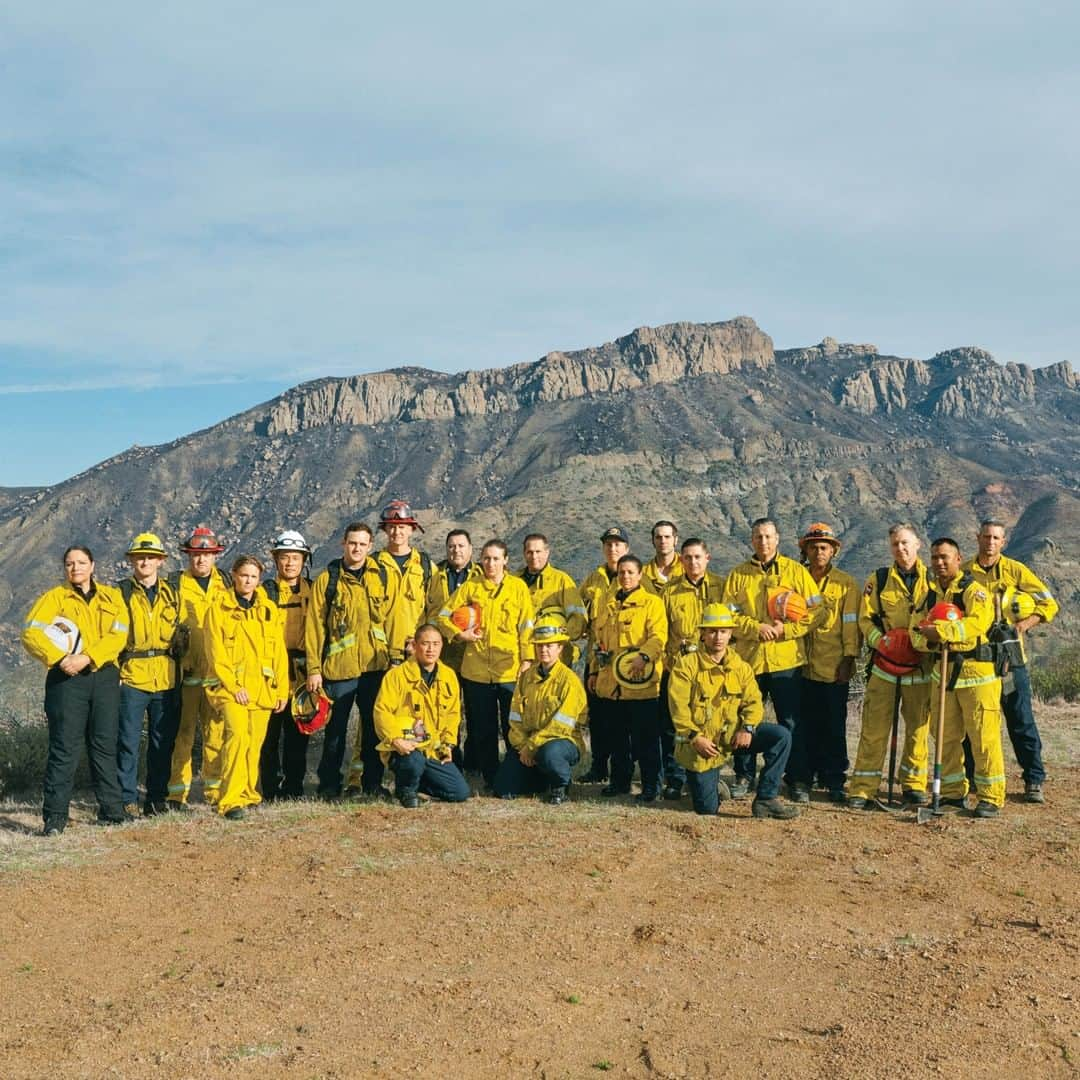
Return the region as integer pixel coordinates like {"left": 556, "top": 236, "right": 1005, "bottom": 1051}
{"left": 2, "top": 3, "right": 1077, "bottom": 487}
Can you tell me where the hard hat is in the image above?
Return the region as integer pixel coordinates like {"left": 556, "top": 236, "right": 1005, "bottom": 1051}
{"left": 920, "top": 601, "right": 963, "bottom": 629}
{"left": 767, "top": 587, "right": 808, "bottom": 623}
{"left": 612, "top": 648, "right": 656, "bottom": 689}
{"left": 532, "top": 613, "right": 570, "bottom": 644}
{"left": 180, "top": 526, "right": 225, "bottom": 554}
{"left": 126, "top": 532, "right": 167, "bottom": 558}
{"left": 872, "top": 628, "right": 922, "bottom": 677}
{"left": 270, "top": 530, "right": 311, "bottom": 557}
{"left": 450, "top": 602, "right": 483, "bottom": 633}
{"left": 42, "top": 616, "right": 82, "bottom": 656}
{"left": 379, "top": 500, "right": 424, "bottom": 533}
{"left": 798, "top": 522, "right": 841, "bottom": 552}
{"left": 1000, "top": 588, "right": 1036, "bottom": 624}
{"left": 291, "top": 686, "right": 332, "bottom": 735}
{"left": 699, "top": 603, "right": 736, "bottom": 630}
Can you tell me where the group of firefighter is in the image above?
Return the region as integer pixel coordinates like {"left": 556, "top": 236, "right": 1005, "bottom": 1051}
{"left": 21, "top": 501, "right": 1059, "bottom": 836}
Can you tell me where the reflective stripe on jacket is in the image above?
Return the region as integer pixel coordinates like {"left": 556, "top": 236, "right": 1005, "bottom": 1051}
{"left": 119, "top": 578, "right": 179, "bottom": 692}
{"left": 377, "top": 548, "right": 428, "bottom": 660}
{"left": 305, "top": 560, "right": 390, "bottom": 681}
{"left": 909, "top": 574, "right": 998, "bottom": 689}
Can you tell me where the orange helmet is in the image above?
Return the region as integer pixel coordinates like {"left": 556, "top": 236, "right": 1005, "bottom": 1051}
{"left": 450, "top": 603, "right": 483, "bottom": 633}
{"left": 767, "top": 587, "right": 808, "bottom": 623}
{"left": 872, "top": 628, "right": 922, "bottom": 677}
{"left": 798, "top": 522, "right": 841, "bottom": 552}
{"left": 919, "top": 601, "right": 963, "bottom": 630}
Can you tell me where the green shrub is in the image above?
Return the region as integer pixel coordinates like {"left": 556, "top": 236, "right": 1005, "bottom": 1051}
{"left": 0, "top": 715, "right": 91, "bottom": 797}
{"left": 1030, "top": 646, "right": 1080, "bottom": 703}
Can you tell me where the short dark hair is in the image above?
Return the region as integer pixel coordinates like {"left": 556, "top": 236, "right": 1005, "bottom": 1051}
{"left": 523, "top": 532, "right": 549, "bottom": 547}
{"left": 978, "top": 519, "right": 1007, "bottom": 533}
{"left": 446, "top": 528, "right": 471, "bottom": 545}
{"left": 680, "top": 537, "right": 707, "bottom": 553}
{"left": 481, "top": 539, "right": 509, "bottom": 557}
{"left": 617, "top": 554, "right": 642, "bottom": 571}
{"left": 651, "top": 520, "right": 678, "bottom": 538}
{"left": 342, "top": 521, "right": 373, "bottom": 541}
{"left": 750, "top": 517, "right": 777, "bottom": 532}
{"left": 414, "top": 622, "right": 443, "bottom": 640}
{"left": 63, "top": 545, "right": 94, "bottom": 564}
{"left": 930, "top": 537, "right": 961, "bottom": 554}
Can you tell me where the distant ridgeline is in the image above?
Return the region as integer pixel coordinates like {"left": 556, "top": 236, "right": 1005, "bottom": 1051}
{"left": 0, "top": 317, "right": 1076, "bottom": 675}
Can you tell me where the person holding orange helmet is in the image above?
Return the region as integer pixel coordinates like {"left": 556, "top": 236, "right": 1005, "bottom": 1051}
{"left": 720, "top": 518, "right": 824, "bottom": 801}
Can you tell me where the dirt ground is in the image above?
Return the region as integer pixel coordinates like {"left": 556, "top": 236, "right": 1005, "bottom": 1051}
{"left": 1, "top": 705, "right": 1077, "bottom": 1080}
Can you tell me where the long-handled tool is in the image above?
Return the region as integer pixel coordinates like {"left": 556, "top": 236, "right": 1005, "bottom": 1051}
{"left": 886, "top": 678, "right": 901, "bottom": 806}
{"left": 917, "top": 645, "right": 949, "bottom": 824}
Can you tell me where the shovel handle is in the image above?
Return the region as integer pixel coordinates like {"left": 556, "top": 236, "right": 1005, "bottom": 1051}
{"left": 931, "top": 646, "right": 949, "bottom": 812}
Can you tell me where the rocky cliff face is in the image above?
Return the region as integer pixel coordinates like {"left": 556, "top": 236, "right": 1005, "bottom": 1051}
{"left": 1, "top": 316, "right": 1077, "bottom": 685}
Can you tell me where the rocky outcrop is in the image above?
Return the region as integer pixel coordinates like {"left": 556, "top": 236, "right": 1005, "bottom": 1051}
{"left": 838, "top": 359, "right": 932, "bottom": 414}
{"left": 253, "top": 318, "right": 774, "bottom": 436}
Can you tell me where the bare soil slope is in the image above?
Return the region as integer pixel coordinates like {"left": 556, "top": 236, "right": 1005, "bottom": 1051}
{"left": 1, "top": 764, "right": 1077, "bottom": 1080}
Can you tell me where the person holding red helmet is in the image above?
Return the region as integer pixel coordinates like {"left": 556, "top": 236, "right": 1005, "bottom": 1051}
{"left": 909, "top": 538, "right": 1005, "bottom": 817}
{"left": 847, "top": 524, "right": 933, "bottom": 810}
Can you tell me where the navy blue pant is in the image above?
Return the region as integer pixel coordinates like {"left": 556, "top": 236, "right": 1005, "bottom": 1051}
{"left": 734, "top": 668, "right": 802, "bottom": 786}
{"left": 584, "top": 687, "right": 612, "bottom": 779}
{"left": 258, "top": 701, "right": 310, "bottom": 799}
{"left": 317, "top": 671, "right": 385, "bottom": 795}
{"left": 657, "top": 672, "right": 685, "bottom": 789}
{"left": 461, "top": 679, "right": 515, "bottom": 787}
{"left": 963, "top": 664, "right": 1044, "bottom": 785}
{"left": 493, "top": 739, "right": 580, "bottom": 796}
{"left": 608, "top": 697, "right": 661, "bottom": 794}
{"left": 687, "top": 723, "right": 791, "bottom": 814}
{"left": 390, "top": 750, "right": 470, "bottom": 802}
{"left": 799, "top": 678, "right": 850, "bottom": 791}
{"left": 117, "top": 684, "right": 180, "bottom": 806}
{"left": 43, "top": 665, "right": 125, "bottom": 824}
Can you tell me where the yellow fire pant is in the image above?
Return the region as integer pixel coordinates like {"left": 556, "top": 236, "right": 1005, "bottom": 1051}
{"left": 934, "top": 679, "right": 1006, "bottom": 807}
{"left": 217, "top": 703, "right": 272, "bottom": 815}
{"left": 168, "top": 684, "right": 224, "bottom": 804}
{"left": 848, "top": 673, "right": 931, "bottom": 799}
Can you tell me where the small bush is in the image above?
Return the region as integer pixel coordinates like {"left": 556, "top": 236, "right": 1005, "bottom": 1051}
{"left": 0, "top": 715, "right": 91, "bottom": 797}
{"left": 1030, "top": 646, "right": 1080, "bottom": 703}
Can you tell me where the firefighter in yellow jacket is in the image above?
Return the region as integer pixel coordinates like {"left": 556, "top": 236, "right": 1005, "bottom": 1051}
{"left": 668, "top": 604, "right": 798, "bottom": 819}
{"left": 167, "top": 526, "right": 234, "bottom": 809}
{"left": 438, "top": 539, "right": 535, "bottom": 788}
{"left": 376, "top": 499, "right": 433, "bottom": 663}
{"left": 577, "top": 525, "right": 630, "bottom": 784}
{"left": 493, "top": 613, "right": 588, "bottom": 804}
{"left": 116, "top": 532, "right": 181, "bottom": 817}
{"left": 425, "top": 529, "right": 481, "bottom": 674}
{"left": 373, "top": 624, "right": 470, "bottom": 807}
{"left": 23, "top": 545, "right": 130, "bottom": 834}
{"left": 305, "top": 522, "right": 393, "bottom": 799}
{"left": 910, "top": 537, "right": 1005, "bottom": 817}
{"left": 206, "top": 555, "right": 288, "bottom": 819}
{"left": 257, "top": 530, "right": 313, "bottom": 801}
{"left": 642, "top": 519, "right": 685, "bottom": 595}
{"left": 660, "top": 538, "right": 724, "bottom": 800}
{"left": 847, "top": 524, "right": 933, "bottom": 810}
{"left": 588, "top": 554, "right": 668, "bottom": 801}
{"left": 517, "top": 532, "right": 587, "bottom": 663}
{"left": 797, "top": 523, "right": 861, "bottom": 804}
{"left": 962, "top": 518, "right": 1059, "bottom": 803}
{"left": 720, "top": 517, "right": 824, "bottom": 799}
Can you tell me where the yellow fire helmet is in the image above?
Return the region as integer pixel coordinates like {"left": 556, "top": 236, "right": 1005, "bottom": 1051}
{"left": 532, "top": 613, "right": 570, "bottom": 645}
{"left": 698, "top": 603, "right": 736, "bottom": 630}
{"left": 126, "top": 532, "right": 167, "bottom": 558}
{"left": 1000, "top": 588, "right": 1036, "bottom": 624}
